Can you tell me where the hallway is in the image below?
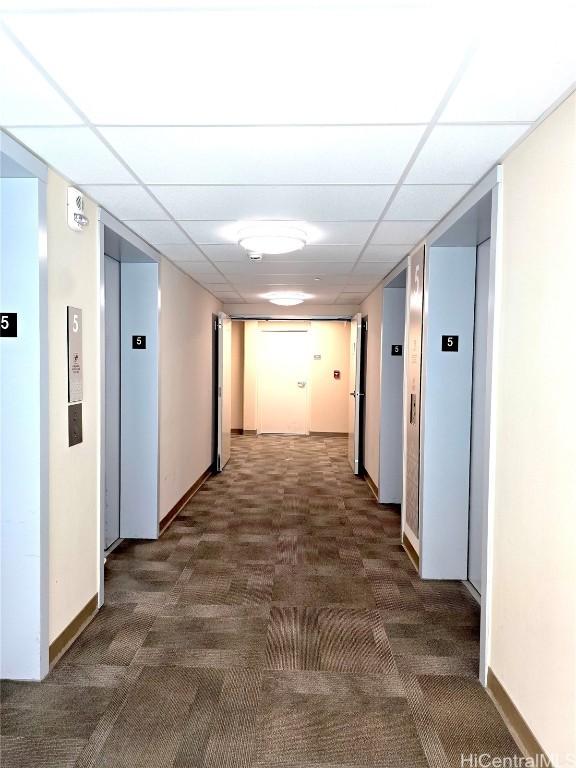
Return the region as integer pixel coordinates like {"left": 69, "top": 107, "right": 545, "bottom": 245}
{"left": 2, "top": 436, "right": 520, "bottom": 767}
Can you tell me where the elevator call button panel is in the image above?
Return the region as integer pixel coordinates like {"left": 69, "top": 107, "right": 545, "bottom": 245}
{"left": 68, "top": 403, "right": 83, "bottom": 447}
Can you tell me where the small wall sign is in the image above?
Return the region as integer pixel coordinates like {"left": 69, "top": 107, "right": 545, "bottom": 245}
{"left": 0, "top": 313, "right": 17, "bottom": 337}
{"left": 132, "top": 335, "right": 146, "bottom": 349}
{"left": 67, "top": 307, "right": 83, "bottom": 402}
{"left": 391, "top": 344, "right": 403, "bottom": 356}
{"left": 441, "top": 335, "right": 459, "bottom": 351}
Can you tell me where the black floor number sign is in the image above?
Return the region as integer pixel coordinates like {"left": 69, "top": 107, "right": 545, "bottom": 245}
{"left": 0, "top": 313, "right": 17, "bottom": 337}
{"left": 441, "top": 335, "right": 459, "bottom": 351}
{"left": 132, "top": 335, "right": 146, "bottom": 349}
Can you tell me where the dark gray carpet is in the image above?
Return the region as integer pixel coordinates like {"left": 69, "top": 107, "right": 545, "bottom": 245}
{"left": 1, "top": 435, "right": 521, "bottom": 767}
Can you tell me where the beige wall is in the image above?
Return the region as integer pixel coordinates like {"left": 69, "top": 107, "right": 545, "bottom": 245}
{"left": 46, "top": 180, "right": 222, "bottom": 641}
{"left": 361, "top": 285, "right": 383, "bottom": 485}
{"left": 47, "top": 170, "right": 99, "bottom": 643}
{"left": 231, "top": 320, "right": 244, "bottom": 430}
{"left": 309, "top": 321, "right": 350, "bottom": 433}
{"left": 242, "top": 320, "right": 350, "bottom": 433}
{"left": 158, "top": 258, "right": 221, "bottom": 517}
{"left": 490, "top": 94, "right": 576, "bottom": 764}
{"left": 243, "top": 320, "right": 259, "bottom": 431}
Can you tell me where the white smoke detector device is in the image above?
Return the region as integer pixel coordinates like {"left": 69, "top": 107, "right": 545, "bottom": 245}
{"left": 67, "top": 187, "right": 89, "bottom": 231}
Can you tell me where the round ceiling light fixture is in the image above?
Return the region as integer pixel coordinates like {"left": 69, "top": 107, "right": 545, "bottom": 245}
{"left": 238, "top": 224, "right": 307, "bottom": 255}
{"left": 262, "top": 291, "right": 313, "bottom": 306}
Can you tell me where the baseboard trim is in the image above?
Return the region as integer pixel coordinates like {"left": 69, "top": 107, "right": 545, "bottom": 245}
{"left": 402, "top": 532, "right": 420, "bottom": 572}
{"left": 243, "top": 429, "right": 257, "bottom": 435}
{"left": 487, "top": 668, "right": 551, "bottom": 765}
{"left": 231, "top": 428, "right": 243, "bottom": 435}
{"left": 364, "top": 472, "right": 378, "bottom": 500}
{"left": 462, "top": 579, "right": 481, "bottom": 605}
{"left": 49, "top": 594, "right": 98, "bottom": 667}
{"left": 159, "top": 466, "right": 212, "bottom": 535}
{"left": 309, "top": 431, "right": 348, "bottom": 437}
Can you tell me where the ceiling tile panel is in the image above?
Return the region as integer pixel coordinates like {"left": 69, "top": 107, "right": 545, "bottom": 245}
{"left": 371, "top": 221, "right": 432, "bottom": 245}
{"left": 341, "top": 285, "right": 378, "bottom": 294}
{"left": 158, "top": 245, "right": 207, "bottom": 262}
{"left": 179, "top": 221, "right": 375, "bottom": 246}
{"left": 345, "top": 274, "right": 384, "bottom": 285}
{"left": 124, "top": 220, "right": 189, "bottom": 245}
{"left": 100, "top": 126, "right": 425, "bottom": 185}
{"left": 441, "top": 15, "right": 576, "bottom": 122}
{"left": 218, "top": 261, "right": 353, "bottom": 277}
{"left": 153, "top": 186, "right": 393, "bottom": 222}
{"left": 202, "top": 245, "right": 360, "bottom": 263}
{"left": 271, "top": 246, "right": 361, "bottom": 262}
{"left": 336, "top": 293, "right": 365, "bottom": 302}
{"left": 385, "top": 184, "right": 471, "bottom": 221}
{"left": 362, "top": 245, "right": 409, "bottom": 262}
{"left": 189, "top": 275, "right": 230, "bottom": 285}
{"left": 353, "top": 262, "right": 398, "bottom": 275}
{"left": 200, "top": 245, "right": 246, "bottom": 262}
{"left": 0, "top": 30, "right": 81, "bottom": 126}
{"left": 176, "top": 262, "right": 223, "bottom": 275}
{"left": 406, "top": 124, "right": 529, "bottom": 184}
{"left": 7, "top": 127, "right": 134, "bottom": 183}
{"left": 175, "top": 262, "right": 224, "bottom": 278}
{"left": 81, "top": 185, "right": 169, "bottom": 220}
{"left": 311, "top": 222, "right": 376, "bottom": 245}
{"left": 230, "top": 274, "right": 351, "bottom": 285}
{"left": 7, "top": 7, "right": 469, "bottom": 124}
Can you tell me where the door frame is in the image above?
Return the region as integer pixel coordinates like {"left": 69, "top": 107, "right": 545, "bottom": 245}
{"left": 417, "top": 166, "right": 503, "bottom": 685}
{"left": 98, "top": 210, "right": 161, "bottom": 608}
{"left": 256, "top": 322, "right": 311, "bottom": 436}
{"left": 103, "top": 254, "right": 121, "bottom": 553}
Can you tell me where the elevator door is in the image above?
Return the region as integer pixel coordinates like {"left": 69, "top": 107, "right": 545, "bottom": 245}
{"left": 104, "top": 255, "right": 121, "bottom": 549}
{"left": 258, "top": 330, "right": 309, "bottom": 434}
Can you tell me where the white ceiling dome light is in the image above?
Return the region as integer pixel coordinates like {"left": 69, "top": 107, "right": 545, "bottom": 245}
{"left": 238, "top": 224, "right": 307, "bottom": 255}
{"left": 263, "top": 291, "right": 313, "bottom": 306}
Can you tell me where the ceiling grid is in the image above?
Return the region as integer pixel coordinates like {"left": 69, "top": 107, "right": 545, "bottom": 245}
{"left": 1, "top": 3, "right": 574, "bottom": 305}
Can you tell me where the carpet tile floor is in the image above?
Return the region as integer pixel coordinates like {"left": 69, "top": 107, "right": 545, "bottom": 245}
{"left": 1, "top": 435, "right": 522, "bottom": 767}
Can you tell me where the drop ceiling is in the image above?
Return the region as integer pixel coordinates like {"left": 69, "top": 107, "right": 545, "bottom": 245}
{"left": 1, "top": 2, "right": 574, "bottom": 306}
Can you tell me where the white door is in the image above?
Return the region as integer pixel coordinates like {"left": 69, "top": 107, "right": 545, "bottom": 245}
{"left": 217, "top": 312, "right": 232, "bottom": 471}
{"left": 468, "top": 239, "right": 490, "bottom": 593}
{"left": 104, "top": 255, "right": 120, "bottom": 549}
{"left": 348, "top": 313, "right": 363, "bottom": 474}
{"left": 258, "top": 330, "right": 309, "bottom": 434}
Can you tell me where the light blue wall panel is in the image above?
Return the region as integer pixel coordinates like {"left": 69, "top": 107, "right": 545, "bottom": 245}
{"left": 120, "top": 261, "right": 159, "bottom": 538}
{"left": 0, "top": 177, "right": 48, "bottom": 679}
{"left": 420, "top": 246, "right": 476, "bottom": 579}
{"left": 379, "top": 286, "right": 406, "bottom": 503}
